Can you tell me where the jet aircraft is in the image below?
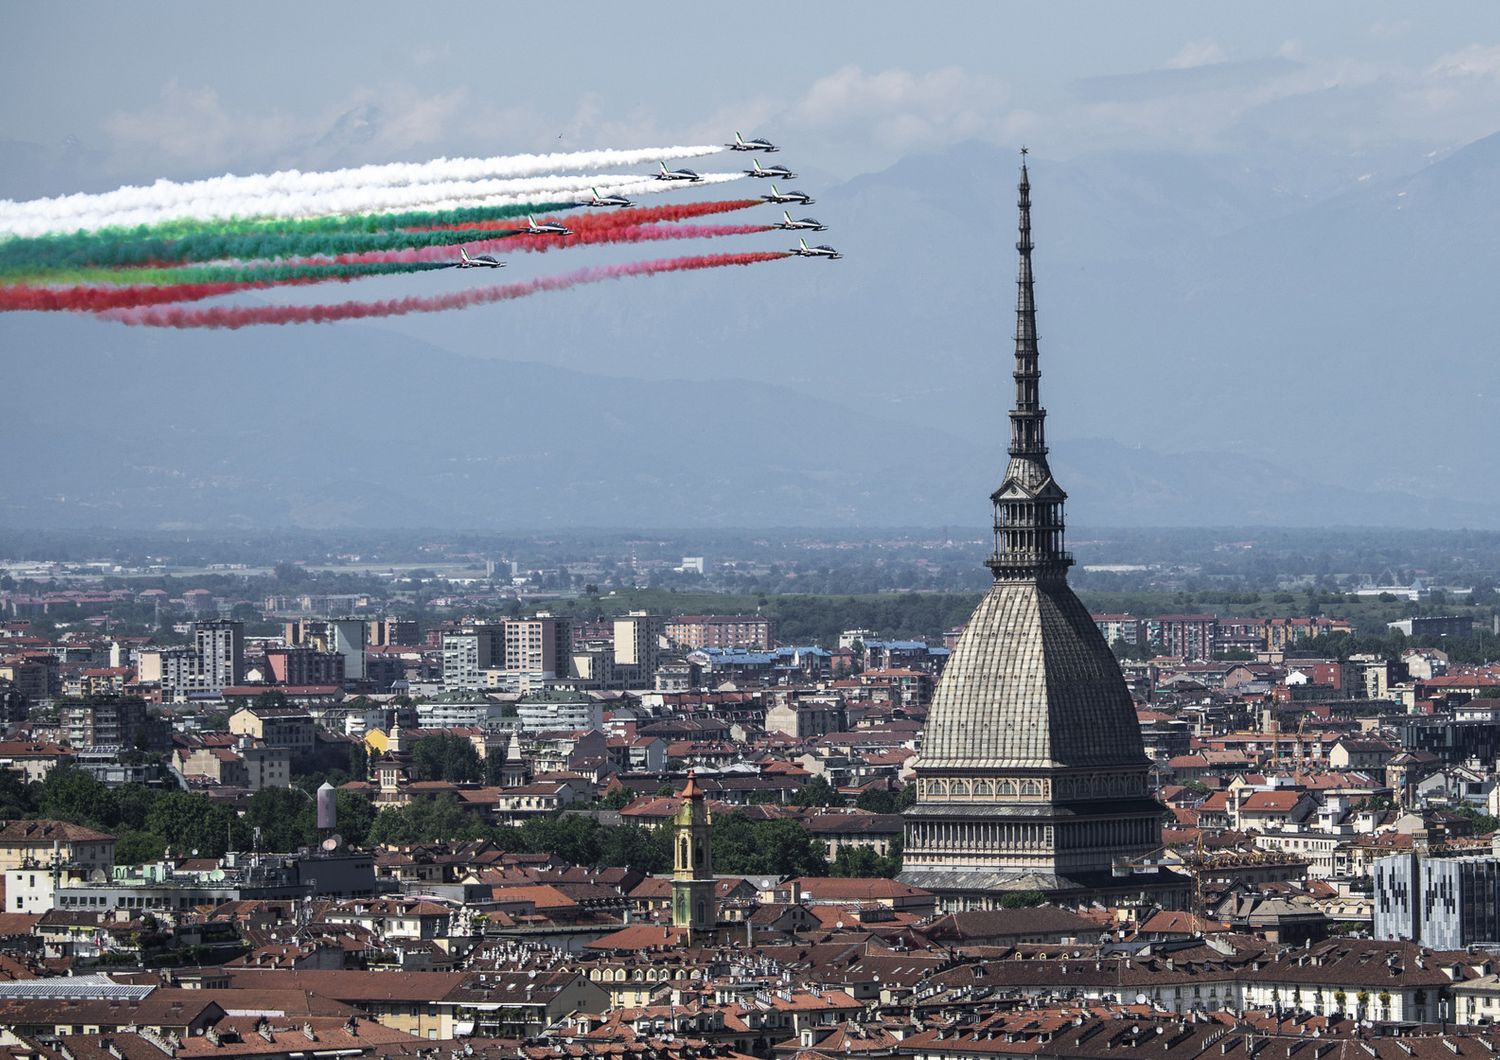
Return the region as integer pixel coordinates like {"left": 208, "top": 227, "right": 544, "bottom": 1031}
{"left": 774, "top": 210, "right": 826, "bottom": 232}
{"left": 790, "top": 238, "right": 841, "bottom": 260}
{"left": 745, "top": 159, "right": 796, "bottom": 179}
{"left": 656, "top": 161, "right": 703, "bottom": 182}
{"left": 579, "top": 187, "right": 633, "bottom": 207}
{"left": 728, "top": 131, "right": 778, "bottom": 152}
{"left": 458, "top": 249, "right": 505, "bottom": 268}
{"left": 760, "top": 183, "right": 813, "bottom": 205}
{"left": 525, "top": 214, "right": 572, "bottom": 235}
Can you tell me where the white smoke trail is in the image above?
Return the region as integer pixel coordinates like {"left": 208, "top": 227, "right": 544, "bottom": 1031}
{"left": 0, "top": 172, "right": 746, "bottom": 238}
{"left": 0, "top": 144, "right": 728, "bottom": 237}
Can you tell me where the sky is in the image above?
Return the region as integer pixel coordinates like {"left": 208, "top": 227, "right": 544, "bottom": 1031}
{"left": 6, "top": 3, "right": 1500, "bottom": 529}
{"left": 6, "top": 3, "right": 1500, "bottom": 194}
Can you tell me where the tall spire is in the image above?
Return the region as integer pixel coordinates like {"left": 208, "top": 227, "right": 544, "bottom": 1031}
{"left": 987, "top": 150, "right": 1072, "bottom": 582}
{"left": 1010, "top": 148, "right": 1044, "bottom": 458}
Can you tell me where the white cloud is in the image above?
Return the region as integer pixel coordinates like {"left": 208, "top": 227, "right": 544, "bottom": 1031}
{"left": 1429, "top": 43, "right": 1500, "bottom": 79}
{"left": 1167, "top": 40, "right": 1227, "bottom": 69}
{"left": 791, "top": 65, "right": 1009, "bottom": 152}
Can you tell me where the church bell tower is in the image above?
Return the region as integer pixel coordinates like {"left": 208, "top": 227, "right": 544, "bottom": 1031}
{"left": 672, "top": 773, "right": 716, "bottom": 939}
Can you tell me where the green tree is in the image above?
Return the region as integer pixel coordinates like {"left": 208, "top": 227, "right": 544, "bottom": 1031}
{"left": 333, "top": 790, "right": 376, "bottom": 848}
{"left": 1000, "top": 889, "right": 1047, "bottom": 908}
{"left": 0, "top": 769, "right": 38, "bottom": 819}
{"left": 245, "top": 787, "right": 317, "bottom": 851}
{"left": 713, "top": 815, "right": 828, "bottom": 877}
{"left": 113, "top": 785, "right": 162, "bottom": 831}
{"left": 114, "top": 829, "right": 168, "bottom": 865}
{"left": 598, "top": 787, "right": 633, "bottom": 810}
{"left": 145, "top": 792, "right": 251, "bottom": 858}
{"left": 349, "top": 742, "right": 369, "bottom": 782}
{"left": 792, "top": 776, "right": 840, "bottom": 808}
{"left": 366, "top": 795, "right": 490, "bottom": 846}
{"left": 410, "top": 734, "right": 483, "bottom": 783}
{"left": 38, "top": 766, "right": 116, "bottom": 828}
{"left": 854, "top": 784, "right": 916, "bottom": 815}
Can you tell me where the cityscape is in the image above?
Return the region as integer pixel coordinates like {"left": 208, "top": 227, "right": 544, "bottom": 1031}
{"left": 10, "top": 5, "right": 1500, "bottom": 1059}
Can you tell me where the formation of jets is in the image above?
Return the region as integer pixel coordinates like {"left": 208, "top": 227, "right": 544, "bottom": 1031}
{"left": 728, "top": 132, "right": 778, "bottom": 152}
{"left": 775, "top": 210, "right": 825, "bottom": 232}
{"left": 457, "top": 248, "right": 505, "bottom": 268}
{"left": 454, "top": 137, "right": 839, "bottom": 272}
{"left": 525, "top": 214, "right": 571, "bottom": 236}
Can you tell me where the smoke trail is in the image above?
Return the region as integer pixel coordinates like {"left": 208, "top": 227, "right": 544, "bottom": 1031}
{"left": 0, "top": 145, "right": 727, "bottom": 236}
{"left": 0, "top": 281, "right": 275, "bottom": 312}
{"left": 0, "top": 171, "right": 748, "bottom": 238}
{"left": 102, "top": 251, "right": 789, "bottom": 328}
{"left": 425, "top": 198, "right": 763, "bottom": 233}
{"left": 0, "top": 220, "right": 541, "bottom": 272}
{"left": 0, "top": 201, "right": 580, "bottom": 271}
{"left": 2, "top": 259, "right": 454, "bottom": 288}
{"left": 0, "top": 174, "right": 651, "bottom": 237}
{"left": 340, "top": 223, "right": 774, "bottom": 265}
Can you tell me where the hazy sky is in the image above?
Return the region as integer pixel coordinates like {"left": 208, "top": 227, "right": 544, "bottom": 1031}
{"left": 6, "top": 3, "right": 1500, "bottom": 193}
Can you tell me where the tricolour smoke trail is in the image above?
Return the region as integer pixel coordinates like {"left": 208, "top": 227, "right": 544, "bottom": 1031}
{"left": 0, "top": 173, "right": 653, "bottom": 238}
{"left": 0, "top": 145, "right": 727, "bottom": 236}
{"left": 423, "top": 198, "right": 762, "bottom": 233}
{"left": 102, "top": 251, "right": 789, "bottom": 329}
{"left": 0, "top": 201, "right": 577, "bottom": 272}
{"left": 0, "top": 170, "right": 748, "bottom": 239}
{"left": 1, "top": 259, "right": 454, "bottom": 288}
{"left": 0, "top": 179, "right": 762, "bottom": 271}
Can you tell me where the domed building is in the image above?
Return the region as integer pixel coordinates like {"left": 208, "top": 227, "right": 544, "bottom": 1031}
{"left": 899, "top": 155, "right": 1187, "bottom": 910}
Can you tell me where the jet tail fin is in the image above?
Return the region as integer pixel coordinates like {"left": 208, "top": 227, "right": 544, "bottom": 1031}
{"left": 784, "top": 211, "right": 793, "bottom": 224}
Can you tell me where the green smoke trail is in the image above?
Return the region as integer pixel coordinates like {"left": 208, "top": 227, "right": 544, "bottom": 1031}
{"left": 0, "top": 200, "right": 573, "bottom": 271}
{"left": 0, "top": 259, "right": 455, "bottom": 287}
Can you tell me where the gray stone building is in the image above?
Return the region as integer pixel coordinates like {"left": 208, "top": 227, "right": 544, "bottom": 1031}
{"left": 900, "top": 157, "right": 1184, "bottom": 910}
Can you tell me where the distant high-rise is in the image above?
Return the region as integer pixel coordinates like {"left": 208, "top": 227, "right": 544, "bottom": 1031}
{"left": 193, "top": 619, "right": 245, "bottom": 689}
{"left": 900, "top": 155, "right": 1184, "bottom": 909}
{"left": 613, "top": 612, "right": 663, "bottom": 686}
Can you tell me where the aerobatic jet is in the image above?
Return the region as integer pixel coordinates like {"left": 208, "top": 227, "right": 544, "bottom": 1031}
{"left": 790, "top": 237, "right": 841, "bottom": 260}
{"left": 760, "top": 183, "right": 813, "bottom": 205}
{"left": 728, "top": 131, "right": 778, "bottom": 152}
{"left": 745, "top": 159, "right": 797, "bottom": 179}
{"left": 579, "top": 187, "right": 633, "bottom": 207}
{"left": 525, "top": 214, "right": 572, "bottom": 235}
{"left": 774, "top": 210, "right": 826, "bottom": 232}
{"left": 458, "top": 249, "right": 505, "bottom": 268}
{"left": 656, "top": 161, "right": 703, "bottom": 182}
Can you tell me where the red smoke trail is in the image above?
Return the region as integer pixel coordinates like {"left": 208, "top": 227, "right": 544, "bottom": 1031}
{"left": 0, "top": 280, "right": 260, "bottom": 311}
{"left": 102, "top": 251, "right": 790, "bottom": 329}
{"left": 324, "top": 223, "right": 772, "bottom": 267}
{"left": 421, "top": 198, "right": 762, "bottom": 233}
